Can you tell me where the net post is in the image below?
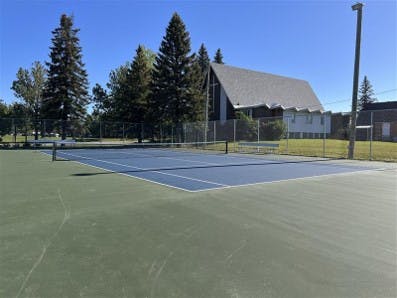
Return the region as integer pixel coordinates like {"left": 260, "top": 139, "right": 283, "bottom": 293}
{"left": 52, "top": 142, "right": 56, "bottom": 162}
{"left": 225, "top": 141, "right": 228, "bottom": 154}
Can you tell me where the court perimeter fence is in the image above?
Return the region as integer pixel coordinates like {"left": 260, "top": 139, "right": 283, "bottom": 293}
{"left": 1, "top": 109, "right": 396, "bottom": 161}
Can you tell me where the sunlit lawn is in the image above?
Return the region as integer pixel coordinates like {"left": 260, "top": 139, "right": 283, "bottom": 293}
{"left": 230, "top": 139, "right": 397, "bottom": 162}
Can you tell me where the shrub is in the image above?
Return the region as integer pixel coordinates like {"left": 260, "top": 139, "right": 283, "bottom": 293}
{"left": 261, "top": 120, "right": 286, "bottom": 141}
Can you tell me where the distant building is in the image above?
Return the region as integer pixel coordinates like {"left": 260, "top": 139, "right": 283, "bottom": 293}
{"left": 208, "top": 63, "right": 331, "bottom": 138}
{"left": 358, "top": 101, "right": 397, "bottom": 141}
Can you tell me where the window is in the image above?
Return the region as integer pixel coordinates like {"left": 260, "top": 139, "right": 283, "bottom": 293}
{"left": 306, "top": 114, "right": 313, "bottom": 124}
{"left": 291, "top": 113, "right": 296, "bottom": 123}
{"left": 320, "top": 115, "right": 325, "bottom": 125}
{"left": 244, "top": 109, "right": 253, "bottom": 118}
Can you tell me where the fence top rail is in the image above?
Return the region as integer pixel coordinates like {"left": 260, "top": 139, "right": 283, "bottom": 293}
{"left": 239, "top": 142, "right": 279, "bottom": 148}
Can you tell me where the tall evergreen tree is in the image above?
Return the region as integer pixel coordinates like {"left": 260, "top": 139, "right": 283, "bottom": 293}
{"left": 151, "top": 13, "right": 198, "bottom": 127}
{"left": 186, "top": 56, "right": 206, "bottom": 122}
{"left": 124, "top": 45, "right": 153, "bottom": 124}
{"left": 213, "top": 48, "right": 224, "bottom": 64}
{"left": 358, "top": 75, "right": 376, "bottom": 110}
{"left": 197, "top": 43, "right": 210, "bottom": 77}
{"left": 43, "top": 14, "right": 89, "bottom": 139}
{"left": 11, "top": 61, "right": 46, "bottom": 139}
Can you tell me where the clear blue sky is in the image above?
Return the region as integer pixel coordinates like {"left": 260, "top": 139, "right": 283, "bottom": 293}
{"left": 1, "top": 0, "right": 396, "bottom": 112}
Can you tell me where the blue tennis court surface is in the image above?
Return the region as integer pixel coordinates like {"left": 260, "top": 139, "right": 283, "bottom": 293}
{"left": 51, "top": 148, "right": 374, "bottom": 192}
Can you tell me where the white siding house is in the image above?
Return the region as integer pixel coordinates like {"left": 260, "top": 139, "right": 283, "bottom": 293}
{"left": 283, "top": 110, "right": 331, "bottom": 137}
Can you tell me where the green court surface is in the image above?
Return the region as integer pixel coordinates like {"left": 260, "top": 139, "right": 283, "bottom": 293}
{"left": 1, "top": 150, "right": 396, "bottom": 298}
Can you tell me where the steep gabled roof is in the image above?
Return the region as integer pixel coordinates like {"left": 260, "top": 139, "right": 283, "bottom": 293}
{"left": 210, "top": 63, "right": 323, "bottom": 111}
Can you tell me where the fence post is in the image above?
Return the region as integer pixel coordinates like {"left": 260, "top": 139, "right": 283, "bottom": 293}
{"left": 257, "top": 119, "right": 260, "bottom": 143}
{"left": 204, "top": 121, "right": 208, "bottom": 143}
{"left": 99, "top": 121, "right": 102, "bottom": 142}
{"left": 286, "top": 118, "right": 289, "bottom": 154}
{"left": 323, "top": 115, "right": 326, "bottom": 158}
{"left": 184, "top": 123, "right": 187, "bottom": 143}
{"left": 12, "top": 118, "right": 16, "bottom": 143}
{"left": 24, "top": 118, "right": 28, "bottom": 143}
{"left": 233, "top": 119, "right": 236, "bottom": 152}
{"left": 140, "top": 123, "right": 144, "bottom": 142}
{"left": 370, "top": 111, "right": 373, "bottom": 160}
{"left": 213, "top": 121, "right": 216, "bottom": 143}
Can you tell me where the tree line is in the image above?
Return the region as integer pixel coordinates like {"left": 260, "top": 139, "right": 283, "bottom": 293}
{"left": 5, "top": 13, "right": 225, "bottom": 140}
{"left": 3, "top": 13, "right": 377, "bottom": 141}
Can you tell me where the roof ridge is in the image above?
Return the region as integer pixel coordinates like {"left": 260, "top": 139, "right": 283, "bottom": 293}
{"left": 210, "top": 62, "right": 309, "bottom": 83}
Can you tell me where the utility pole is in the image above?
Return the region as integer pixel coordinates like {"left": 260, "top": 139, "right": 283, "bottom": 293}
{"left": 348, "top": 2, "right": 364, "bottom": 159}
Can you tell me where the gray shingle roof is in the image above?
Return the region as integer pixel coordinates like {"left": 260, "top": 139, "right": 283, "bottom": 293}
{"left": 210, "top": 63, "right": 324, "bottom": 111}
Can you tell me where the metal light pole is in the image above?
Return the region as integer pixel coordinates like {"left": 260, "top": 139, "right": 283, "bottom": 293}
{"left": 348, "top": 2, "right": 364, "bottom": 159}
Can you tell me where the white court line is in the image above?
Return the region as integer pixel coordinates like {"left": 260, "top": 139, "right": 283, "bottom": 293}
{"left": 56, "top": 151, "right": 228, "bottom": 188}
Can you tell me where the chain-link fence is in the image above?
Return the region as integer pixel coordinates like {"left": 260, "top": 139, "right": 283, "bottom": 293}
{"left": 1, "top": 109, "right": 396, "bottom": 161}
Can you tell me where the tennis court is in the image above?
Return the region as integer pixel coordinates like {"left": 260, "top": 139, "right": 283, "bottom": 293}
{"left": 47, "top": 141, "right": 377, "bottom": 192}
{"left": 1, "top": 146, "right": 396, "bottom": 298}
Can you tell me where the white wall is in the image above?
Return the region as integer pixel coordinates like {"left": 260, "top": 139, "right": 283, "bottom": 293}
{"left": 283, "top": 111, "right": 331, "bottom": 134}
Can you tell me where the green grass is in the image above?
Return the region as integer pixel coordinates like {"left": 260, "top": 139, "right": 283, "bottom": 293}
{"left": 230, "top": 139, "right": 397, "bottom": 161}
{"left": 1, "top": 150, "right": 395, "bottom": 297}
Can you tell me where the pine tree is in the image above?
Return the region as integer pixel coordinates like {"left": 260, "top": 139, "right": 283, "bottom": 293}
{"left": 151, "top": 13, "right": 196, "bottom": 127}
{"left": 11, "top": 61, "right": 46, "bottom": 139}
{"left": 358, "top": 76, "right": 376, "bottom": 110}
{"left": 43, "top": 14, "right": 89, "bottom": 139}
{"left": 213, "top": 48, "right": 224, "bottom": 64}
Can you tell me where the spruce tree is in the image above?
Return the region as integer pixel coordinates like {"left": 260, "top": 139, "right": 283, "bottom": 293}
{"left": 151, "top": 13, "right": 195, "bottom": 126}
{"left": 358, "top": 76, "right": 376, "bottom": 110}
{"left": 43, "top": 14, "right": 89, "bottom": 139}
{"left": 213, "top": 48, "right": 224, "bottom": 64}
{"left": 125, "top": 45, "right": 153, "bottom": 124}
{"left": 197, "top": 43, "right": 210, "bottom": 77}
{"left": 186, "top": 57, "right": 206, "bottom": 122}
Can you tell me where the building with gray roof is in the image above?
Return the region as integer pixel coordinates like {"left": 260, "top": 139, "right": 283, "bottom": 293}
{"left": 208, "top": 63, "right": 331, "bottom": 137}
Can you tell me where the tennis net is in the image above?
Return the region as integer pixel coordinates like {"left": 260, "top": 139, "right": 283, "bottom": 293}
{"left": 52, "top": 140, "right": 228, "bottom": 161}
